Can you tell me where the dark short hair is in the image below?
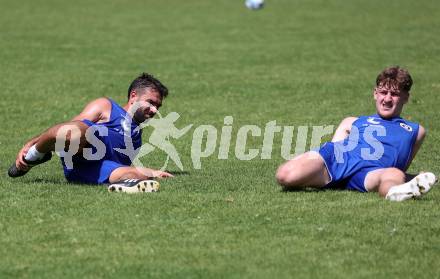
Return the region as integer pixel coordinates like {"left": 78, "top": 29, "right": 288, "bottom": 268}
{"left": 376, "top": 66, "right": 413, "bottom": 92}
{"left": 127, "top": 73, "right": 169, "bottom": 100}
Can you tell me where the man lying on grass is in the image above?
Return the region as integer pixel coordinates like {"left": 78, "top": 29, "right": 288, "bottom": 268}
{"left": 8, "top": 73, "right": 172, "bottom": 193}
{"left": 276, "top": 66, "right": 437, "bottom": 201}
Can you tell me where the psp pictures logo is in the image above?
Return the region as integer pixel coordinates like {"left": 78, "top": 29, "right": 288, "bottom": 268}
{"left": 55, "top": 103, "right": 391, "bottom": 171}
{"left": 119, "top": 111, "right": 343, "bottom": 171}
{"left": 129, "top": 113, "right": 393, "bottom": 170}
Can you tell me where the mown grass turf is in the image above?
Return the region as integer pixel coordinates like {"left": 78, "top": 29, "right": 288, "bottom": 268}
{"left": 1, "top": 0, "right": 440, "bottom": 278}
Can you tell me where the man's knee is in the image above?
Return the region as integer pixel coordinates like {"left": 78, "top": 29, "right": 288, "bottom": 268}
{"left": 275, "top": 166, "right": 288, "bottom": 186}
{"left": 276, "top": 164, "right": 300, "bottom": 188}
{"left": 381, "top": 168, "right": 406, "bottom": 183}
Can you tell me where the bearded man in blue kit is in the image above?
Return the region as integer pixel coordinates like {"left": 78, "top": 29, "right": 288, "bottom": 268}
{"left": 8, "top": 73, "right": 173, "bottom": 193}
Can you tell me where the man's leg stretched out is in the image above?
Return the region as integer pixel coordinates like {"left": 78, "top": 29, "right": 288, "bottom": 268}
{"left": 109, "top": 166, "right": 172, "bottom": 183}
{"left": 276, "top": 154, "right": 437, "bottom": 201}
{"left": 276, "top": 151, "right": 331, "bottom": 190}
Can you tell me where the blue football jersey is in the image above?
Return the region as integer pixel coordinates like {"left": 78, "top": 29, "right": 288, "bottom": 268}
{"left": 324, "top": 114, "right": 419, "bottom": 181}
{"left": 61, "top": 98, "right": 142, "bottom": 183}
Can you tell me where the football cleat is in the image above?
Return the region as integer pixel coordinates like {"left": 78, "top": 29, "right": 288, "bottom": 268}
{"left": 7, "top": 152, "right": 53, "bottom": 178}
{"left": 386, "top": 172, "right": 437, "bottom": 202}
{"left": 108, "top": 179, "right": 160, "bottom": 193}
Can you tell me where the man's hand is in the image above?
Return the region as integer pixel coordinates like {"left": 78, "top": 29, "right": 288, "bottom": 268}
{"left": 331, "top": 117, "right": 358, "bottom": 142}
{"left": 15, "top": 137, "right": 40, "bottom": 171}
{"left": 152, "top": 170, "right": 174, "bottom": 178}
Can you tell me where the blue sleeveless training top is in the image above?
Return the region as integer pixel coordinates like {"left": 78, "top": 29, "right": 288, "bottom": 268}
{"left": 323, "top": 114, "right": 419, "bottom": 177}
{"left": 61, "top": 98, "right": 142, "bottom": 183}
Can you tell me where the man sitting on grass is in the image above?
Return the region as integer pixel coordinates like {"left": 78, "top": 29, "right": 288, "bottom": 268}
{"left": 276, "top": 66, "right": 437, "bottom": 201}
{"left": 8, "top": 73, "right": 172, "bottom": 193}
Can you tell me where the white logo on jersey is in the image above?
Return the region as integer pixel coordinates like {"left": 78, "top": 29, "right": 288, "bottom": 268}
{"left": 400, "top": 123, "right": 413, "bottom": 132}
{"left": 367, "top": 117, "right": 380, "bottom": 125}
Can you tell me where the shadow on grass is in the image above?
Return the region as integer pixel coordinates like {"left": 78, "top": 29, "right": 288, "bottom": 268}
{"left": 280, "top": 173, "right": 421, "bottom": 194}
{"left": 23, "top": 173, "right": 189, "bottom": 187}
{"left": 281, "top": 187, "right": 346, "bottom": 193}
{"left": 24, "top": 177, "right": 103, "bottom": 187}
{"left": 23, "top": 177, "right": 66, "bottom": 185}
{"left": 169, "top": 170, "right": 191, "bottom": 176}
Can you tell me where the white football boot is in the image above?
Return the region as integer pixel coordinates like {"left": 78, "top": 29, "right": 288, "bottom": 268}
{"left": 386, "top": 172, "right": 437, "bottom": 202}
{"left": 108, "top": 179, "right": 160, "bottom": 193}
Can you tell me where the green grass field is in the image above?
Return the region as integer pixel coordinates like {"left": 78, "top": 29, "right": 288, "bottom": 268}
{"left": 1, "top": 0, "right": 440, "bottom": 278}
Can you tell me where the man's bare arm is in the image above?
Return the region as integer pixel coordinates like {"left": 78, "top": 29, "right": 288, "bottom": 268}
{"left": 70, "top": 97, "right": 112, "bottom": 122}
{"left": 404, "top": 125, "right": 426, "bottom": 171}
{"left": 331, "top": 117, "right": 358, "bottom": 142}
